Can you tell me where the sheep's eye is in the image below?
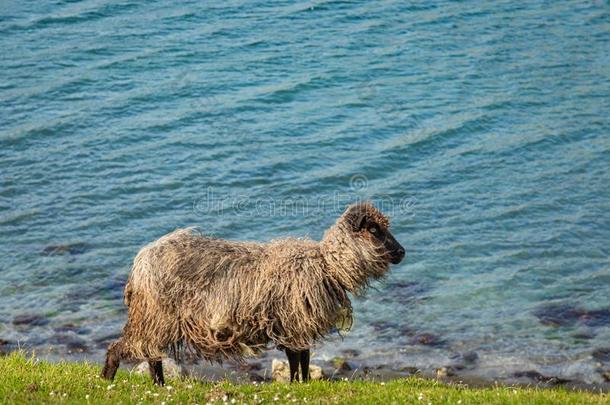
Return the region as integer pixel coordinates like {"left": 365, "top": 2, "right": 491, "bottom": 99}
{"left": 369, "top": 226, "right": 378, "bottom": 234}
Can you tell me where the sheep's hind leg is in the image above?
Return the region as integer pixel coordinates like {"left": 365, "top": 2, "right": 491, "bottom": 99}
{"left": 101, "top": 340, "right": 123, "bottom": 381}
{"left": 300, "top": 350, "right": 310, "bottom": 382}
{"left": 285, "top": 349, "right": 300, "bottom": 382}
{"left": 148, "top": 360, "right": 165, "bottom": 386}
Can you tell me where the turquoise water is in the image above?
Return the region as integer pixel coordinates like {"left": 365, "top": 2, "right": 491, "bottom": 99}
{"left": 1, "top": 1, "right": 609, "bottom": 385}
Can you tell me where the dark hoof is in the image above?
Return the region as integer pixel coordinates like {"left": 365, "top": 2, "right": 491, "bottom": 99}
{"left": 101, "top": 365, "right": 116, "bottom": 380}
{"left": 592, "top": 348, "right": 610, "bottom": 362}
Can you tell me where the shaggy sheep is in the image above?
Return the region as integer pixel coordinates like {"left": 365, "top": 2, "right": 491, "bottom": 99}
{"left": 101, "top": 202, "right": 405, "bottom": 385}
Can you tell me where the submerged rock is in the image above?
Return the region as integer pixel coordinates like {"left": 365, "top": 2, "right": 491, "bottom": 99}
{"left": 66, "top": 274, "right": 127, "bottom": 308}
{"left": 513, "top": 370, "right": 570, "bottom": 385}
{"left": 370, "top": 320, "right": 400, "bottom": 341}
{"left": 48, "top": 334, "right": 89, "bottom": 353}
{"left": 411, "top": 332, "right": 444, "bottom": 347}
{"left": 370, "top": 320, "right": 398, "bottom": 332}
{"left": 534, "top": 303, "right": 610, "bottom": 328}
{"left": 449, "top": 351, "right": 479, "bottom": 370}
{"left": 271, "top": 358, "right": 323, "bottom": 383}
{"left": 0, "top": 338, "right": 13, "bottom": 355}
{"left": 53, "top": 323, "right": 90, "bottom": 335}
{"left": 580, "top": 309, "right": 610, "bottom": 328}
{"left": 592, "top": 348, "right": 610, "bottom": 362}
{"left": 399, "top": 366, "right": 420, "bottom": 375}
{"left": 66, "top": 340, "right": 89, "bottom": 353}
{"left": 12, "top": 314, "right": 49, "bottom": 327}
{"left": 94, "top": 332, "right": 121, "bottom": 349}
{"left": 378, "top": 281, "right": 431, "bottom": 307}
{"left": 341, "top": 349, "right": 361, "bottom": 358}
{"left": 134, "top": 358, "right": 185, "bottom": 379}
{"left": 331, "top": 357, "right": 353, "bottom": 372}
{"left": 534, "top": 303, "right": 582, "bottom": 327}
{"left": 41, "top": 243, "right": 90, "bottom": 256}
{"left": 461, "top": 351, "right": 479, "bottom": 364}
{"left": 572, "top": 331, "right": 595, "bottom": 340}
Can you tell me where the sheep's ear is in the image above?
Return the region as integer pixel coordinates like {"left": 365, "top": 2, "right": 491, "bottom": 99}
{"left": 355, "top": 212, "right": 367, "bottom": 232}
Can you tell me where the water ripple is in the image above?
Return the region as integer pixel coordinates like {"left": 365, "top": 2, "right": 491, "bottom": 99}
{"left": 0, "top": 0, "right": 608, "bottom": 386}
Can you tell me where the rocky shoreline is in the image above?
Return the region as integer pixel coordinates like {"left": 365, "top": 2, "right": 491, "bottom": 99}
{"left": 2, "top": 337, "right": 608, "bottom": 393}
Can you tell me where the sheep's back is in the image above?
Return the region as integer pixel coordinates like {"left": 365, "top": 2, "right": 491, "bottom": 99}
{"left": 126, "top": 228, "right": 264, "bottom": 308}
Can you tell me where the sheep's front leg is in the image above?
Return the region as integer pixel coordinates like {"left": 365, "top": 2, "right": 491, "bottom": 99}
{"left": 148, "top": 360, "right": 165, "bottom": 386}
{"left": 300, "top": 350, "right": 310, "bottom": 381}
{"left": 285, "top": 349, "right": 300, "bottom": 382}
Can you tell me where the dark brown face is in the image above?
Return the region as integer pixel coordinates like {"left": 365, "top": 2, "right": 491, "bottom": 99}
{"left": 357, "top": 216, "right": 405, "bottom": 264}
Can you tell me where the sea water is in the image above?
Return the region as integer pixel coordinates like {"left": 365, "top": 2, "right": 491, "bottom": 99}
{"left": 0, "top": 0, "right": 609, "bottom": 385}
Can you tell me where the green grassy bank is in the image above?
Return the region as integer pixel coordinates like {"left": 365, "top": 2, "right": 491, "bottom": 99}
{"left": 0, "top": 352, "right": 606, "bottom": 404}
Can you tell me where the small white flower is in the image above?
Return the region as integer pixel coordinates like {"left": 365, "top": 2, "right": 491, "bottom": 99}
{"left": 153, "top": 392, "right": 159, "bottom": 397}
{"left": 231, "top": 399, "right": 236, "bottom": 404}
{"left": 380, "top": 382, "right": 385, "bottom": 386}
{"left": 418, "top": 393, "right": 424, "bottom": 401}
{"left": 166, "top": 385, "right": 173, "bottom": 391}
{"left": 186, "top": 384, "right": 193, "bottom": 389}
{"left": 107, "top": 384, "right": 115, "bottom": 390}
{"left": 85, "top": 394, "right": 90, "bottom": 400}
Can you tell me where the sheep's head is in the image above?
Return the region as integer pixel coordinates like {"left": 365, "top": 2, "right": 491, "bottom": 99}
{"left": 343, "top": 202, "right": 405, "bottom": 266}
{"left": 322, "top": 202, "right": 405, "bottom": 292}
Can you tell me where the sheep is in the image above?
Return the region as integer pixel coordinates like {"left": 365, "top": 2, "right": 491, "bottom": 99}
{"left": 101, "top": 201, "right": 405, "bottom": 385}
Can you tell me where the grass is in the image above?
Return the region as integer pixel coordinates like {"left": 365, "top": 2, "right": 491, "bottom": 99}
{"left": 0, "top": 351, "right": 607, "bottom": 404}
